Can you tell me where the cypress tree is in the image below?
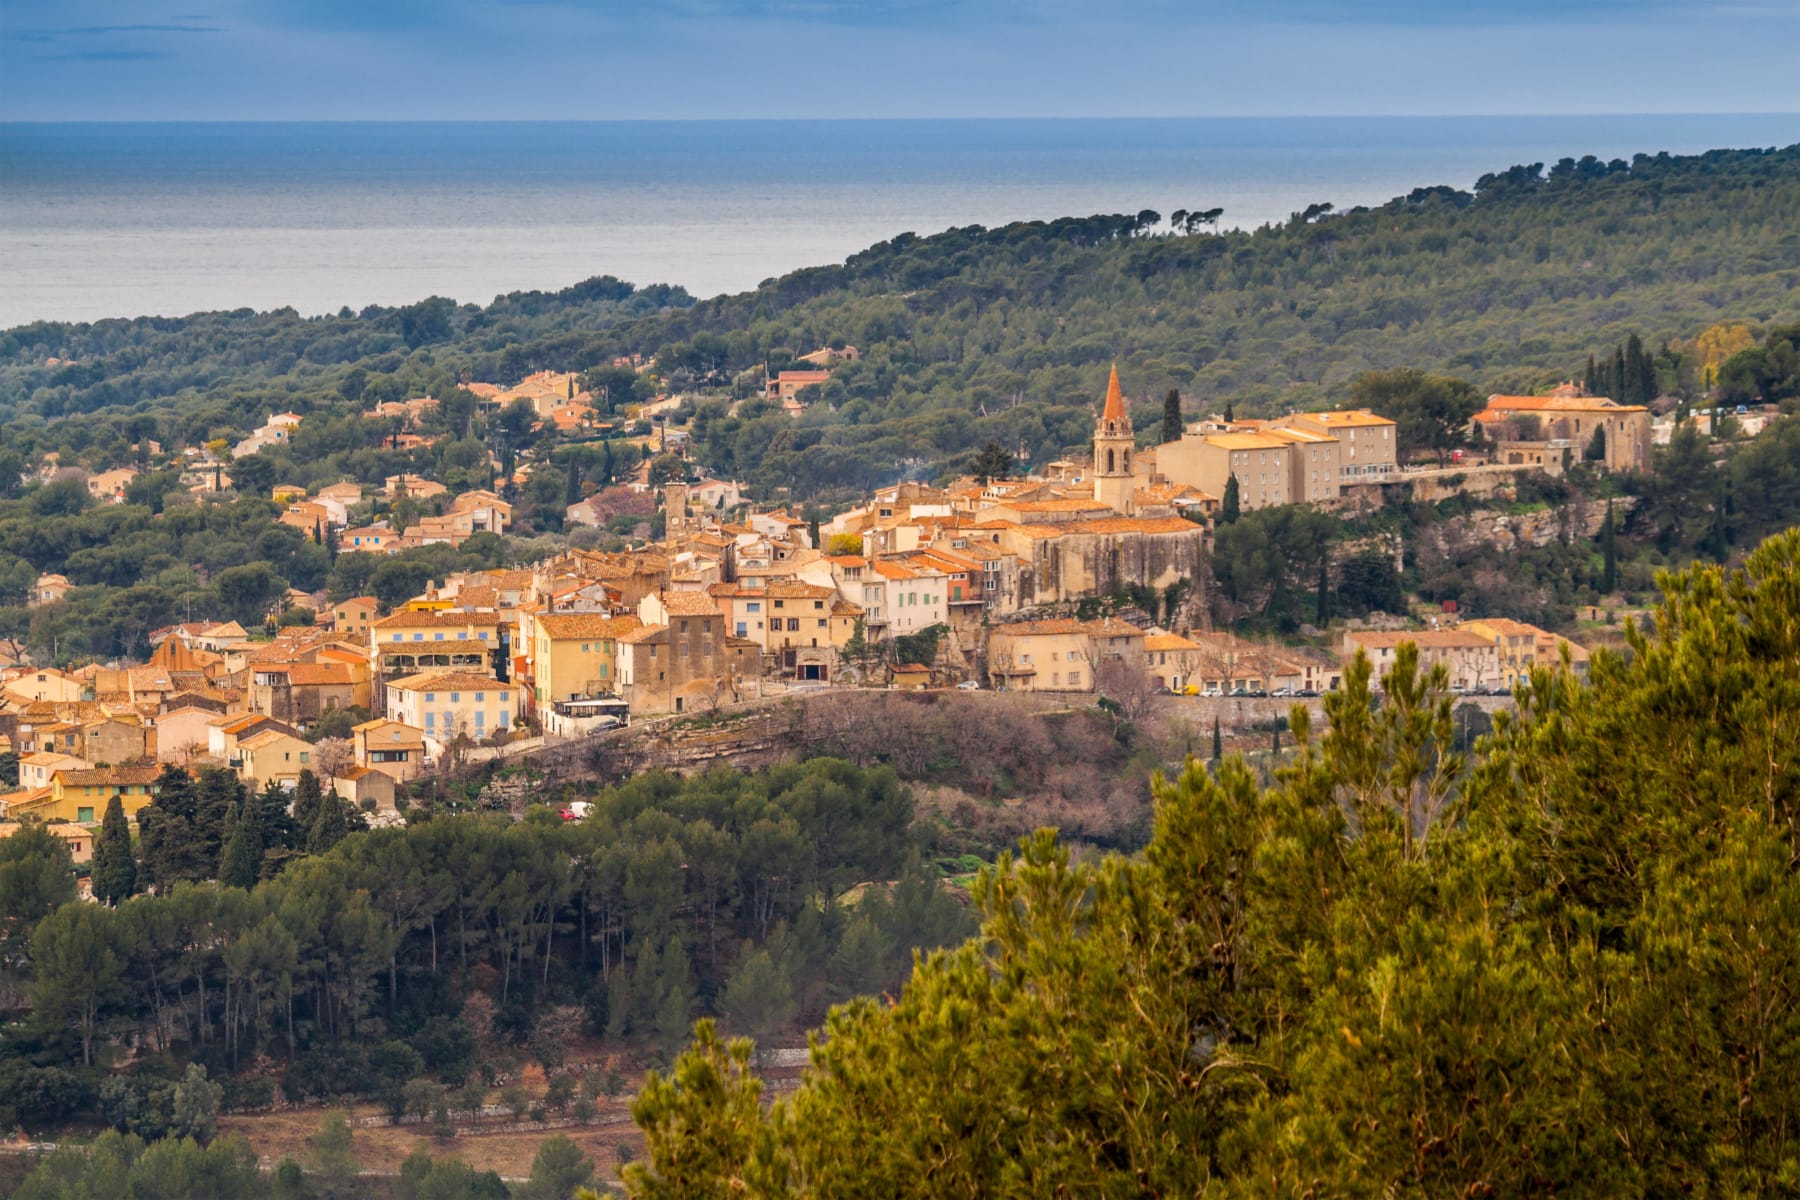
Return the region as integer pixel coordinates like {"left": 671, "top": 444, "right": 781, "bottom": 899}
{"left": 1609, "top": 346, "right": 1627, "bottom": 401}
{"left": 1583, "top": 353, "right": 1600, "bottom": 396}
{"left": 258, "top": 778, "right": 296, "bottom": 854}
{"left": 1211, "top": 716, "right": 1222, "bottom": 763}
{"left": 1221, "top": 476, "right": 1240, "bottom": 524}
{"left": 1160, "top": 389, "right": 1183, "bottom": 444}
{"left": 1638, "top": 341, "right": 1660, "bottom": 404}
{"left": 1315, "top": 554, "right": 1331, "bottom": 624}
{"left": 1623, "top": 334, "right": 1648, "bottom": 407}
{"left": 218, "top": 798, "right": 262, "bottom": 890}
{"left": 1223, "top": 401, "right": 1235, "bottom": 424}
{"left": 1272, "top": 725, "right": 1281, "bottom": 757}
{"left": 1601, "top": 499, "right": 1618, "bottom": 592}
{"left": 308, "top": 789, "right": 349, "bottom": 855}
{"left": 91, "top": 793, "right": 137, "bottom": 905}
{"left": 291, "top": 770, "right": 323, "bottom": 847}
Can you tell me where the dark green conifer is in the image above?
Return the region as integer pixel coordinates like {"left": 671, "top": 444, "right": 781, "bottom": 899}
{"left": 91, "top": 793, "right": 137, "bottom": 905}
{"left": 1160, "top": 389, "right": 1183, "bottom": 444}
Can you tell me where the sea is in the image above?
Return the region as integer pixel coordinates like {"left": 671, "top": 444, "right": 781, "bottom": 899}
{"left": 3, "top": 115, "right": 1798, "bottom": 330}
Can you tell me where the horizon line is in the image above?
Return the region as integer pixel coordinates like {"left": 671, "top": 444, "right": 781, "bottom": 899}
{"left": 6, "top": 111, "right": 1800, "bottom": 126}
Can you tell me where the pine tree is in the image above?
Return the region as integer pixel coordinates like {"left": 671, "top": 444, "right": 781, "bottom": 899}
{"left": 1220, "top": 475, "right": 1240, "bottom": 524}
{"left": 1160, "top": 389, "right": 1183, "bottom": 444}
{"left": 218, "top": 798, "right": 262, "bottom": 890}
{"left": 308, "top": 789, "right": 349, "bottom": 855}
{"left": 90, "top": 794, "right": 137, "bottom": 905}
{"left": 1601, "top": 499, "right": 1618, "bottom": 593}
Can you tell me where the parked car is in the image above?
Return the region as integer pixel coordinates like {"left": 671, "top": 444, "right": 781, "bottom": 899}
{"left": 1271, "top": 687, "right": 1295, "bottom": 697}
{"left": 956, "top": 680, "right": 982, "bottom": 690}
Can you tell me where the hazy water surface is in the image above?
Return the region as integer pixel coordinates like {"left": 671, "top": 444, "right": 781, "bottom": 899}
{"left": 3, "top": 115, "right": 1798, "bottom": 327}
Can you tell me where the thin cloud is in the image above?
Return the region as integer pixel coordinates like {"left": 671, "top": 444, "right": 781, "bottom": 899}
{"left": 12, "top": 23, "right": 223, "bottom": 42}
{"left": 36, "top": 48, "right": 176, "bottom": 59}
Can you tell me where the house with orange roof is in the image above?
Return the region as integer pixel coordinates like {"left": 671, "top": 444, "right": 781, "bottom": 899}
{"left": 29, "top": 572, "right": 73, "bottom": 607}
{"left": 385, "top": 671, "right": 519, "bottom": 749}
{"left": 352, "top": 718, "right": 428, "bottom": 783}
{"left": 1284, "top": 409, "right": 1398, "bottom": 479}
{"left": 1342, "top": 629, "right": 1503, "bottom": 692}
{"left": 987, "top": 618, "right": 1147, "bottom": 694}
{"left": 154, "top": 704, "right": 223, "bottom": 765}
{"left": 5, "top": 764, "right": 164, "bottom": 825}
{"left": 329, "top": 595, "right": 380, "bottom": 638}
{"left": 765, "top": 369, "right": 832, "bottom": 407}
{"left": 206, "top": 712, "right": 303, "bottom": 767}
{"left": 527, "top": 612, "right": 642, "bottom": 718}
{"left": 383, "top": 473, "right": 449, "bottom": 501}
{"left": 1460, "top": 618, "right": 1590, "bottom": 684}
{"left": 86, "top": 466, "right": 140, "bottom": 503}
{"left": 343, "top": 525, "right": 403, "bottom": 555}
{"left": 1474, "top": 387, "right": 1651, "bottom": 473}
{"left": 235, "top": 727, "right": 316, "bottom": 790}
{"left": 371, "top": 611, "right": 503, "bottom": 681}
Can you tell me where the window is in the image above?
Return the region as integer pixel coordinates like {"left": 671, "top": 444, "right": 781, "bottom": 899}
{"left": 413, "top": 633, "right": 423, "bottom": 641}
{"left": 300, "top": 752, "right": 310, "bottom": 764}
{"left": 814, "top": 600, "right": 824, "bottom": 609}
{"left": 746, "top": 602, "right": 761, "bottom": 613}
{"left": 450, "top": 692, "right": 461, "bottom": 703}
{"left": 1069, "top": 672, "right": 1081, "bottom": 687}
{"left": 426, "top": 693, "right": 436, "bottom": 702}
{"left": 434, "top": 632, "right": 445, "bottom": 641}
{"left": 789, "top": 618, "right": 801, "bottom": 631}
{"left": 457, "top": 631, "right": 467, "bottom": 640}
{"left": 581, "top": 643, "right": 590, "bottom": 652}
{"left": 476, "top": 692, "right": 485, "bottom": 703}
{"left": 479, "top": 632, "right": 489, "bottom": 640}
{"left": 817, "top": 619, "right": 827, "bottom": 628}
{"left": 392, "top": 634, "right": 401, "bottom": 642}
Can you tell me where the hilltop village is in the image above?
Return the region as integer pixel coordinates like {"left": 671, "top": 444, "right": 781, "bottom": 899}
{"left": 0, "top": 351, "right": 1723, "bottom": 843}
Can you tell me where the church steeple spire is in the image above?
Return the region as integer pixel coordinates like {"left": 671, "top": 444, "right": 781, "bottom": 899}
{"left": 1101, "top": 362, "right": 1127, "bottom": 424}
{"left": 1093, "top": 362, "right": 1135, "bottom": 515}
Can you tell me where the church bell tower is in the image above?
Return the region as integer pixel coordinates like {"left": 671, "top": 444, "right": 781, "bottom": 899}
{"left": 1093, "top": 363, "right": 1135, "bottom": 514}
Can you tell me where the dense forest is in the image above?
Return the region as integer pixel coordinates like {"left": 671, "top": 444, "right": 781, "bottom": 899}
{"left": 624, "top": 529, "right": 1800, "bottom": 1198}
{"left": 4, "top": 145, "right": 1798, "bottom": 501}
{"left": 0, "top": 758, "right": 973, "bottom": 1141}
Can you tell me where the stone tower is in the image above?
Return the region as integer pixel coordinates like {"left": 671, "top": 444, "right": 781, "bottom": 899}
{"left": 663, "top": 481, "right": 691, "bottom": 541}
{"left": 1093, "top": 363, "right": 1135, "bottom": 515}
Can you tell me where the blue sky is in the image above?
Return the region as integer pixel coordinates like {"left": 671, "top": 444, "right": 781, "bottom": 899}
{"left": 3, "top": 0, "right": 1799, "bottom": 119}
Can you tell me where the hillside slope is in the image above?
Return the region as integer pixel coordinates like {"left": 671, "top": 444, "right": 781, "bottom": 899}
{"left": 3, "top": 145, "right": 1797, "bottom": 498}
